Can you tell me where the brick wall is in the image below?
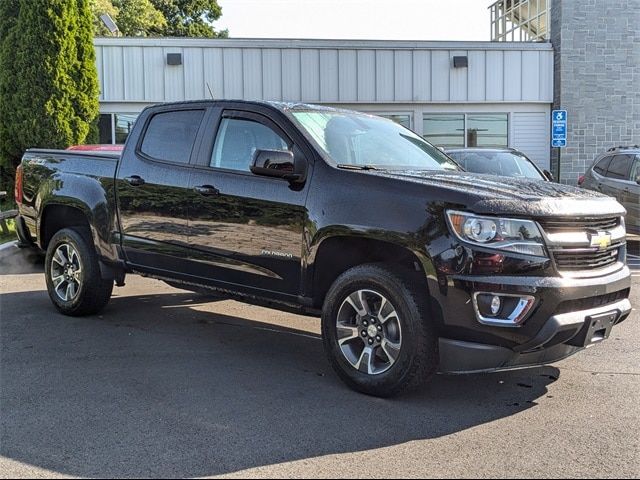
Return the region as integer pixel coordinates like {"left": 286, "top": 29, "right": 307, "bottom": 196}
{"left": 550, "top": 0, "right": 640, "bottom": 184}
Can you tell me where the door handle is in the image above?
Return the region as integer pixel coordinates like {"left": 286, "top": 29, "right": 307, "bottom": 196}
{"left": 194, "top": 185, "right": 220, "bottom": 196}
{"left": 124, "top": 175, "right": 145, "bottom": 187}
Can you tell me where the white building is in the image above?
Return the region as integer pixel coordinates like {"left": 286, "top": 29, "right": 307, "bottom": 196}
{"left": 95, "top": 37, "right": 554, "bottom": 170}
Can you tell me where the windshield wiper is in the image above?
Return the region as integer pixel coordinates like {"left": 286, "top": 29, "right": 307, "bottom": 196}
{"left": 336, "top": 164, "right": 381, "bottom": 171}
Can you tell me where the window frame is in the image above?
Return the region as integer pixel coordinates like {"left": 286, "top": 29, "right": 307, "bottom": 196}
{"left": 422, "top": 112, "right": 510, "bottom": 148}
{"left": 422, "top": 113, "right": 466, "bottom": 148}
{"left": 135, "top": 107, "right": 208, "bottom": 167}
{"left": 369, "top": 112, "right": 414, "bottom": 130}
{"left": 465, "top": 113, "right": 509, "bottom": 148}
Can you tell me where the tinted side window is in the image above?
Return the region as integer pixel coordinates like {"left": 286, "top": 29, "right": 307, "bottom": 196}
{"left": 140, "top": 110, "right": 205, "bottom": 164}
{"left": 593, "top": 156, "right": 612, "bottom": 175}
{"left": 211, "top": 118, "right": 290, "bottom": 171}
{"left": 632, "top": 157, "right": 640, "bottom": 181}
{"left": 606, "top": 154, "right": 633, "bottom": 180}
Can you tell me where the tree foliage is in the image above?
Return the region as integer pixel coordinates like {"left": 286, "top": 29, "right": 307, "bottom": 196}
{"left": 114, "top": 0, "right": 166, "bottom": 36}
{"left": 150, "top": 0, "right": 227, "bottom": 37}
{"left": 91, "top": 0, "right": 166, "bottom": 36}
{"left": 91, "top": 0, "right": 227, "bottom": 37}
{"left": 0, "top": 0, "right": 100, "bottom": 189}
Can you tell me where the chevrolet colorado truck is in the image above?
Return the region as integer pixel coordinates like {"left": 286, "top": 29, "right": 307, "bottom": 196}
{"left": 15, "top": 101, "right": 633, "bottom": 397}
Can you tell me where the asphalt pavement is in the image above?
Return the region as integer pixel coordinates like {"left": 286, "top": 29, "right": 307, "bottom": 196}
{"left": 0, "top": 243, "right": 638, "bottom": 478}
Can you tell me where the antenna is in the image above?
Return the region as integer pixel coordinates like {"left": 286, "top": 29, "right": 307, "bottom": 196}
{"left": 206, "top": 82, "right": 214, "bottom": 100}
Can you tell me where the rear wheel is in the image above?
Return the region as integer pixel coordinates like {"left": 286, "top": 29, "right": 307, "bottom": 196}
{"left": 45, "top": 228, "right": 113, "bottom": 316}
{"left": 321, "top": 264, "right": 438, "bottom": 397}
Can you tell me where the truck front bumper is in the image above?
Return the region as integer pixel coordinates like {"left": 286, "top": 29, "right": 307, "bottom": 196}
{"left": 434, "top": 266, "right": 633, "bottom": 373}
{"left": 438, "top": 297, "right": 632, "bottom": 373}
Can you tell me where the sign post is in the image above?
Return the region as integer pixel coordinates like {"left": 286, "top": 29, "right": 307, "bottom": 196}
{"left": 552, "top": 110, "right": 567, "bottom": 180}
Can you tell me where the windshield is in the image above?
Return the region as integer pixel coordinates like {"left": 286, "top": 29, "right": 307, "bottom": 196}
{"left": 447, "top": 150, "right": 545, "bottom": 180}
{"left": 291, "top": 111, "right": 460, "bottom": 171}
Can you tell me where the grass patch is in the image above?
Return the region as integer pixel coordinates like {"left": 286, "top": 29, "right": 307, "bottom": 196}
{"left": 0, "top": 217, "right": 16, "bottom": 244}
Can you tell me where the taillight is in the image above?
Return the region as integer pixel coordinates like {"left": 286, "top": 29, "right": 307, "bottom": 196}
{"left": 14, "top": 164, "right": 23, "bottom": 204}
{"left": 577, "top": 175, "right": 585, "bottom": 186}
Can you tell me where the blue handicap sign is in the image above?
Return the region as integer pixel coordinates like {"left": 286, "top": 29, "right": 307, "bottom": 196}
{"left": 551, "top": 110, "right": 567, "bottom": 148}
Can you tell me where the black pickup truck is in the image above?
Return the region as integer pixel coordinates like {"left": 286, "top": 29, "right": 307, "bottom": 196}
{"left": 15, "top": 100, "right": 632, "bottom": 397}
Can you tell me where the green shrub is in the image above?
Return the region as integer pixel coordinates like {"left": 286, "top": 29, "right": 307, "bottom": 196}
{"left": 0, "top": 0, "right": 99, "bottom": 192}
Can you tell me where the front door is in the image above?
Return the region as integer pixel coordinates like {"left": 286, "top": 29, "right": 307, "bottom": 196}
{"left": 116, "top": 107, "right": 206, "bottom": 274}
{"left": 186, "top": 109, "right": 309, "bottom": 298}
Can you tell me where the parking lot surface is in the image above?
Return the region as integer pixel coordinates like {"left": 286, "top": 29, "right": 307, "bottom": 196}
{"left": 1, "top": 243, "right": 638, "bottom": 478}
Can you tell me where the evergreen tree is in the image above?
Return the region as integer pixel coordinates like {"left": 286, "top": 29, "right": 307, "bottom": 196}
{"left": 0, "top": 0, "right": 100, "bottom": 190}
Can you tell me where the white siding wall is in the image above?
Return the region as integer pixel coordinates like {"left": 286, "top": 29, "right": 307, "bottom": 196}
{"left": 96, "top": 39, "right": 553, "bottom": 168}
{"left": 95, "top": 38, "right": 554, "bottom": 105}
{"left": 511, "top": 112, "right": 552, "bottom": 170}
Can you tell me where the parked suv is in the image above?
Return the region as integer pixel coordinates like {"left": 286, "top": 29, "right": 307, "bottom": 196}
{"left": 580, "top": 146, "right": 640, "bottom": 234}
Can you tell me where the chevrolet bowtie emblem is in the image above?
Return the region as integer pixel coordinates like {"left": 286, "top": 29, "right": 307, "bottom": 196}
{"left": 590, "top": 231, "right": 612, "bottom": 250}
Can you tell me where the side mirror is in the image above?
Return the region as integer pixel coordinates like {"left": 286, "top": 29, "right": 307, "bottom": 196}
{"left": 543, "top": 169, "right": 554, "bottom": 182}
{"left": 251, "top": 149, "right": 306, "bottom": 183}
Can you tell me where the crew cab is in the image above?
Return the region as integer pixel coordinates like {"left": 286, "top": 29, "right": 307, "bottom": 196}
{"left": 15, "top": 101, "right": 633, "bottom": 397}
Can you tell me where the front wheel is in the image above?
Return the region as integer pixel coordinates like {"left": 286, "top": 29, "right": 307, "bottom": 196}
{"left": 321, "top": 264, "right": 438, "bottom": 397}
{"left": 45, "top": 228, "right": 113, "bottom": 316}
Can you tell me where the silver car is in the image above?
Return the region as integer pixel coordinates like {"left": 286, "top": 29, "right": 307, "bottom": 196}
{"left": 580, "top": 146, "right": 640, "bottom": 234}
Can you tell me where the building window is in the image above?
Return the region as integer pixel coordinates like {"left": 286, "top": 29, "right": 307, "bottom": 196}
{"left": 423, "top": 114, "right": 465, "bottom": 148}
{"left": 376, "top": 113, "right": 412, "bottom": 130}
{"left": 467, "top": 114, "right": 508, "bottom": 147}
{"left": 98, "top": 114, "right": 113, "bottom": 144}
{"left": 423, "top": 113, "right": 509, "bottom": 148}
{"left": 97, "top": 113, "right": 140, "bottom": 144}
{"left": 114, "top": 113, "right": 138, "bottom": 144}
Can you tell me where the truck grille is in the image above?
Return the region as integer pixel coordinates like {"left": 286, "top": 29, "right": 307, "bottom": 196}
{"left": 538, "top": 216, "right": 620, "bottom": 233}
{"left": 550, "top": 242, "right": 623, "bottom": 271}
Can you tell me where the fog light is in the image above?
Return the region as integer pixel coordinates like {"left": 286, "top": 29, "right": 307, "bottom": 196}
{"left": 473, "top": 292, "right": 535, "bottom": 327}
{"left": 490, "top": 295, "right": 501, "bottom": 316}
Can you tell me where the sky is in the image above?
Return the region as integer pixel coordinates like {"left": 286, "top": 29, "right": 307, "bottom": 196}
{"left": 214, "top": 0, "right": 492, "bottom": 41}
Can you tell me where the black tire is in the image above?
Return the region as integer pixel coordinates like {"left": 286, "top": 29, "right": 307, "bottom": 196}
{"left": 45, "top": 228, "right": 113, "bottom": 316}
{"left": 321, "top": 263, "right": 438, "bottom": 397}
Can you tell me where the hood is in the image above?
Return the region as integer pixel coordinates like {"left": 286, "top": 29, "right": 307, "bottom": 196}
{"left": 368, "top": 170, "right": 627, "bottom": 217}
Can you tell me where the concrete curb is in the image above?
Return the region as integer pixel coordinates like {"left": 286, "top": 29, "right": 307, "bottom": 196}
{"left": 0, "top": 240, "right": 17, "bottom": 252}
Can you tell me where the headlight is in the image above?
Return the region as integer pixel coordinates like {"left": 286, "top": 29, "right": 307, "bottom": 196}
{"left": 446, "top": 210, "right": 547, "bottom": 257}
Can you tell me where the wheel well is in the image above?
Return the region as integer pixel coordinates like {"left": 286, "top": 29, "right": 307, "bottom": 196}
{"left": 312, "top": 236, "right": 428, "bottom": 307}
{"left": 40, "top": 205, "right": 91, "bottom": 249}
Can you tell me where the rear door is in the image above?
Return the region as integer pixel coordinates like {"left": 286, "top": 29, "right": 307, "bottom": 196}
{"left": 186, "top": 106, "right": 312, "bottom": 299}
{"left": 585, "top": 155, "right": 612, "bottom": 192}
{"left": 116, "top": 106, "right": 208, "bottom": 275}
{"left": 602, "top": 154, "right": 634, "bottom": 201}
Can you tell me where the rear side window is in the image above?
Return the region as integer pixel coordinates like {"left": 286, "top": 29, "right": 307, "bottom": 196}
{"left": 140, "top": 110, "right": 205, "bottom": 164}
{"left": 606, "top": 154, "right": 633, "bottom": 180}
{"left": 593, "top": 156, "right": 612, "bottom": 175}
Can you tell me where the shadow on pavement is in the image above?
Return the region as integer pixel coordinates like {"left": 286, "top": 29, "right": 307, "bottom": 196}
{"left": 1, "top": 288, "right": 559, "bottom": 477}
{"left": 0, "top": 244, "right": 44, "bottom": 274}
